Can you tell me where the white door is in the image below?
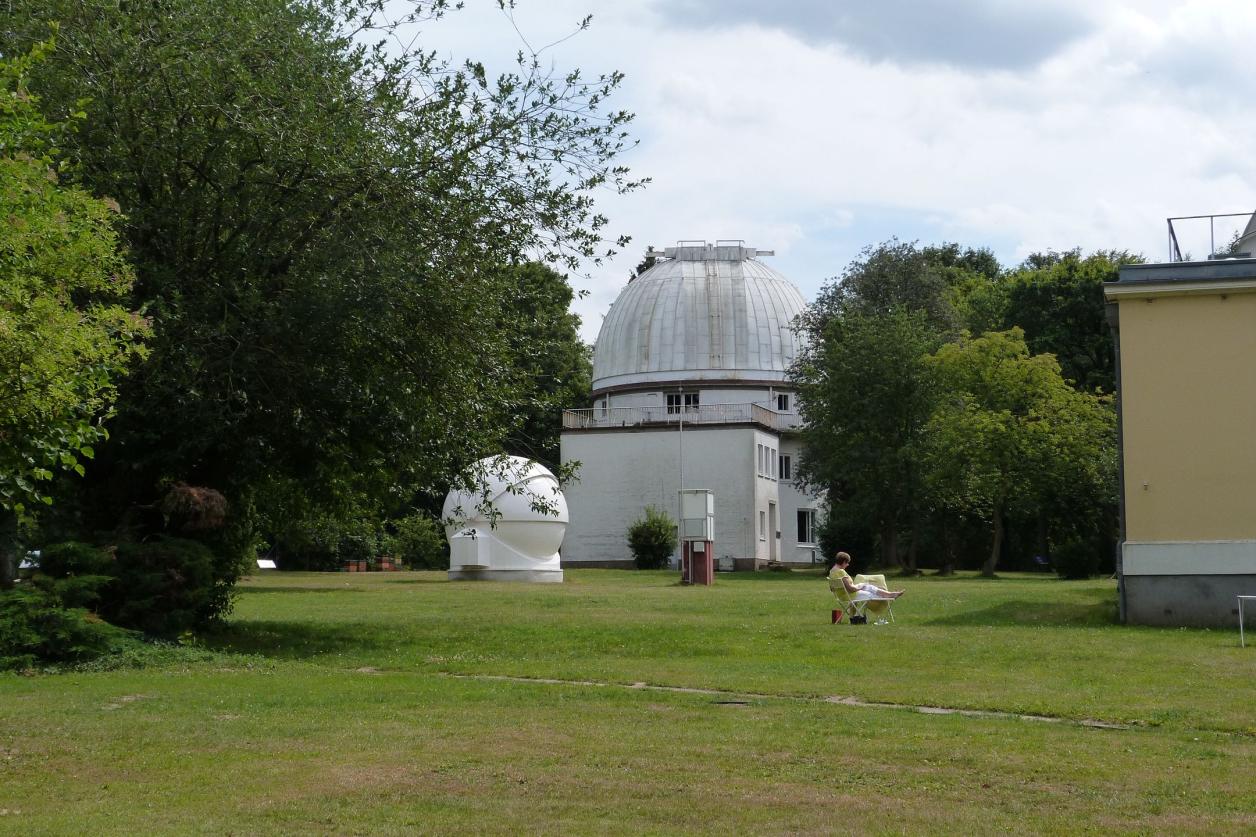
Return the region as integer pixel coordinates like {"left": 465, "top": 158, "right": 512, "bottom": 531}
{"left": 768, "top": 502, "right": 778, "bottom": 563}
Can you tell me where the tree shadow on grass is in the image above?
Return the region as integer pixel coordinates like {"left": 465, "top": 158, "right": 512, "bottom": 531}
{"left": 236, "top": 586, "right": 368, "bottom": 595}
{"left": 921, "top": 592, "right": 1119, "bottom": 628}
{"left": 719, "top": 569, "right": 829, "bottom": 583}
{"left": 208, "top": 619, "right": 401, "bottom": 660}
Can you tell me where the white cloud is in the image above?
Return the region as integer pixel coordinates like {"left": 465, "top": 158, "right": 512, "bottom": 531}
{"left": 408, "top": 1, "right": 1256, "bottom": 340}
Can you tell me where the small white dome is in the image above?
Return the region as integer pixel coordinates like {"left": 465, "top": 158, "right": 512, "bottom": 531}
{"left": 592, "top": 242, "right": 807, "bottom": 394}
{"left": 442, "top": 456, "right": 567, "bottom": 582}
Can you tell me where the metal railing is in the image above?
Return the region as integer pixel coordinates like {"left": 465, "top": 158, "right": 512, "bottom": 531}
{"left": 563, "top": 403, "right": 800, "bottom": 432}
{"left": 1166, "top": 213, "right": 1253, "bottom": 262}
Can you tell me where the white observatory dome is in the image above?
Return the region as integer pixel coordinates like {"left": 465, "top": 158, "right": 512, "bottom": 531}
{"left": 441, "top": 456, "right": 567, "bottom": 582}
{"left": 1237, "top": 211, "right": 1256, "bottom": 256}
{"left": 592, "top": 242, "right": 807, "bottom": 394}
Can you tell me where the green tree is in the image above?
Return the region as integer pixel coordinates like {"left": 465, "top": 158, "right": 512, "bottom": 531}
{"left": 794, "top": 310, "right": 942, "bottom": 571}
{"left": 921, "top": 329, "right": 1115, "bottom": 576}
{"left": 928, "top": 241, "right": 1007, "bottom": 338}
{"left": 794, "top": 240, "right": 999, "bottom": 570}
{"left": 810, "top": 239, "right": 997, "bottom": 334}
{"left": 2, "top": 1, "right": 640, "bottom": 557}
{"left": 629, "top": 252, "right": 657, "bottom": 281}
{"left": 497, "top": 263, "right": 592, "bottom": 470}
{"left": 1001, "top": 250, "right": 1141, "bottom": 394}
{"left": 0, "top": 41, "right": 147, "bottom": 587}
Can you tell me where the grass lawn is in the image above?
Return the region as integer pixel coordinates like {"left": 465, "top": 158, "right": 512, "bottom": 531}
{"left": 1, "top": 569, "right": 1253, "bottom": 835}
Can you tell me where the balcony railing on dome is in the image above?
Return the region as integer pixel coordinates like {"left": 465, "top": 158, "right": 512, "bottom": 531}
{"left": 562, "top": 403, "right": 800, "bottom": 432}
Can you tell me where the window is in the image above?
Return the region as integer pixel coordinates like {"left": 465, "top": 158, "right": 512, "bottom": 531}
{"left": 667, "top": 392, "right": 700, "bottom": 414}
{"left": 777, "top": 393, "right": 790, "bottom": 412}
{"left": 779, "top": 454, "right": 792, "bottom": 481}
{"left": 759, "top": 510, "right": 767, "bottom": 541}
{"left": 798, "top": 509, "right": 816, "bottom": 545}
{"left": 757, "top": 443, "right": 780, "bottom": 479}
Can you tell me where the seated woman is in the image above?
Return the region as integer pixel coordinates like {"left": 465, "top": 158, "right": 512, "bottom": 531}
{"left": 826, "top": 551, "right": 905, "bottom": 601}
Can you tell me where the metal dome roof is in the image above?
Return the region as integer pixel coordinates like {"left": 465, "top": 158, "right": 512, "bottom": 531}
{"left": 592, "top": 242, "right": 808, "bottom": 394}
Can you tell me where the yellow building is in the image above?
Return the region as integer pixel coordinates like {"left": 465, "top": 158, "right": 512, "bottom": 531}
{"left": 1105, "top": 259, "right": 1256, "bottom": 626}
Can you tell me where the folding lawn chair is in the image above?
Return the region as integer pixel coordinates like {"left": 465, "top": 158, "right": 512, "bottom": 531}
{"left": 828, "top": 573, "right": 895, "bottom": 625}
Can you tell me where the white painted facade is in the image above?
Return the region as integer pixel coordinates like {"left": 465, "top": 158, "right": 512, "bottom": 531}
{"left": 560, "top": 242, "right": 824, "bottom": 569}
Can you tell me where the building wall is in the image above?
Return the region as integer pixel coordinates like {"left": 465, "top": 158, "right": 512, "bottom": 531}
{"left": 751, "top": 429, "right": 781, "bottom": 565}
{"left": 1109, "top": 272, "right": 1256, "bottom": 626}
{"left": 560, "top": 426, "right": 759, "bottom": 566}
{"left": 1123, "top": 574, "right": 1254, "bottom": 627}
{"left": 1119, "top": 291, "right": 1256, "bottom": 544}
{"left": 777, "top": 437, "right": 823, "bottom": 566}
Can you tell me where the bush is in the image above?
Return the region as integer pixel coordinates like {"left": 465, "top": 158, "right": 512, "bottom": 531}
{"left": 336, "top": 527, "right": 376, "bottom": 566}
{"left": 1053, "top": 537, "right": 1102, "bottom": 580}
{"left": 98, "top": 537, "right": 218, "bottom": 636}
{"left": 275, "top": 514, "right": 383, "bottom": 571}
{"left": 386, "top": 512, "right": 447, "bottom": 569}
{"left": 0, "top": 587, "right": 136, "bottom": 671}
{"left": 627, "top": 506, "right": 677, "bottom": 570}
{"left": 30, "top": 541, "right": 116, "bottom": 609}
{"left": 36, "top": 541, "right": 115, "bottom": 578}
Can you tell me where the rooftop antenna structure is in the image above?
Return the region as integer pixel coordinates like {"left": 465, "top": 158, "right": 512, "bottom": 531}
{"left": 1165, "top": 212, "right": 1255, "bottom": 261}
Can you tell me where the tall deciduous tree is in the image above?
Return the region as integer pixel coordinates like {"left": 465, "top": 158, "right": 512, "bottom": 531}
{"left": 794, "top": 310, "right": 942, "bottom": 571}
{"left": 2, "top": 1, "right": 641, "bottom": 552}
{"left": 810, "top": 239, "right": 967, "bottom": 333}
{"left": 1002, "top": 250, "right": 1141, "bottom": 394}
{"left": 795, "top": 240, "right": 999, "bottom": 570}
{"left": 922, "top": 329, "right": 1116, "bottom": 576}
{"left": 0, "top": 41, "right": 147, "bottom": 586}
{"left": 497, "top": 262, "right": 592, "bottom": 471}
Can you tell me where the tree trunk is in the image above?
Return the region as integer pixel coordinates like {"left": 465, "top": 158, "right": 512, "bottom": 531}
{"left": 0, "top": 508, "right": 18, "bottom": 590}
{"left": 905, "top": 519, "right": 920, "bottom": 576}
{"left": 880, "top": 520, "right": 900, "bottom": 569}
{"left": 934, "top": 521, "right": 956, "bottom": 576}
{"left": 1036, "top": 512, "right": 1050, "bottom": 567}
{"left": 982, "top": 507, "right": 1004, "bottom": 577}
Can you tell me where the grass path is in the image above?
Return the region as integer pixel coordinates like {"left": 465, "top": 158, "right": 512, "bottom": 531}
{"left": 444, "top": 671, "right": 1135, "bottom": 728}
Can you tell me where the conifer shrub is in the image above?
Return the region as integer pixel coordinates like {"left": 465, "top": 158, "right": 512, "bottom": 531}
{"left": 99, "top": 538, "right": 217, "bottom": 636}
{"left": 0, "top": 587, "right": 135, "bottom": 671}
{"left": 627, "top": 506, "right": 677, "bottom": 569}
{"left": 31, "top": 542, "right": 116, "bottom": 609}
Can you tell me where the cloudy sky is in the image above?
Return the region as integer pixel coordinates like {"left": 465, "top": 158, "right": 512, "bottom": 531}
{"left": 412, "top": 0, "right": 1256, "bottom": 341}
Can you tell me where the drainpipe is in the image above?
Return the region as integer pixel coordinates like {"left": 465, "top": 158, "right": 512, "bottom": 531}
{"left": 1106, "top": 300, "right": 1128, "bottom": 623}
{"left": 678, "top": 387, "right": 684, "bottom": 569}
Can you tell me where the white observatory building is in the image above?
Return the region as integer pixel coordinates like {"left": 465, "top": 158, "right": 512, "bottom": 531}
{"left": 442, "top": 456, "right": 567, "bottom": 582}
{"left": 560, "top": 241, "right": 824, "bottom": 570}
